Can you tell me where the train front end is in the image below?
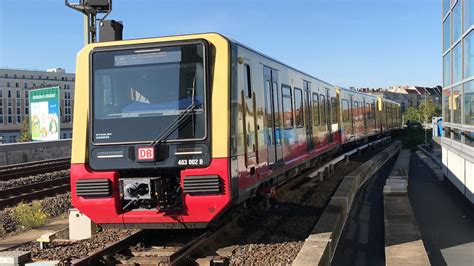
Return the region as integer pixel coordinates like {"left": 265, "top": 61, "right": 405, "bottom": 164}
{"left": 70, "top": 33, "right": 232, "bottom": 228}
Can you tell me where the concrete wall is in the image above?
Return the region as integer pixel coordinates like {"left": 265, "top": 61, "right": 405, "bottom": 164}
{"left": 441, "top": 137, "right": 474, "bottom": 204}
{"left": 0, "top": 139, "right": 71, "bottom": 166}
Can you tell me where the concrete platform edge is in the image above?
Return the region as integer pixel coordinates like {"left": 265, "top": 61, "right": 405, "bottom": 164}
{"left": 292, "top": 141, "right": 401, "bottom": 266}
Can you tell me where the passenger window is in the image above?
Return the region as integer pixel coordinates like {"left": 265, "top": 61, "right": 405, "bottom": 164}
{"left": 313, "top": 93, "right": 320, "bottom": 126}
{"left": 366, "top": 103, "right": 370, "bottom": 119}
{"left": 294, "top": 88, "right": 304, "bottom": 127}
{"left": 342, "top": 99, "right": 350, "bottom": 122}
{"left": 320, "top": 94, "right": 326, "bottom": 125}
{"left": 331, "top": 97, "right": 337, "bottom": 124}
{"left": 354, "top": 101, "right": 359, "bottom": 121}
{"left": 281, "top": 85, "right": 294, "bottom": 129}
{"left": 244, "top": 64, "right": 252, "bottom": 98}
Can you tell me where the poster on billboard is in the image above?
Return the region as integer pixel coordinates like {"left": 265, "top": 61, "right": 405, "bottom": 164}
{"left": 29, "top": 87, "right": 60, "bottom": 141}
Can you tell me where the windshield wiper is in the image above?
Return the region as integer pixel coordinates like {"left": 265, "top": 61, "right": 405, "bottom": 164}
{"left": 149, "top": 78, "right": 197, "bottom": 147}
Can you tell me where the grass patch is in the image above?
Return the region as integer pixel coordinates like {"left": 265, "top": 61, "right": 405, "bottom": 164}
{"left": 12, "top": 202, "right": 48, "bottom": 229}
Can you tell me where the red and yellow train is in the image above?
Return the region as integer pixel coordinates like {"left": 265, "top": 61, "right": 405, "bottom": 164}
{"left": 70, "top": 33, "right": 400, "bottom": 228}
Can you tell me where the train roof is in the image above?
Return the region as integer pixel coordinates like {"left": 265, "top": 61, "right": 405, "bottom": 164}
{"left": 224, "top": 34, "right": 336, "bottom": 87}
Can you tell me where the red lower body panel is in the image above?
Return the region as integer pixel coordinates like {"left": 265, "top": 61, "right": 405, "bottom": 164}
{"left": 70, "top": 158, "right": 231, "bottom": 226}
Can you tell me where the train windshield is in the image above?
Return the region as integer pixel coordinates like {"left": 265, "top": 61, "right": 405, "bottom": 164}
{"left": 92, "top": 43, "right": 206, "bottom": 144}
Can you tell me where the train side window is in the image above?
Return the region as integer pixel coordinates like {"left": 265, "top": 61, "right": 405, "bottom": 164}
{"left": 294, "top": 88, "right": 304, "bottom": 128}
{"left": 264, "top": 80, "right": 273, "bottom": 129}
{"left": 366, "top": 103, "right": 371, "bottom": 119}
{"left": 353, "top": 101, "right": 359, "bottom": 121}
{"left": 313, "top": 93, "right": 320, "bottom": 126}
{"left": 244, "top": 64, "right": 252, "bottom": 98}
{"left": 320, "top": 94, "right": 326, "bottom": 125}
{"left": 281, "top": 85, "right": 294, "bottom": 129}
{"left": 342, "top": 99, "right": 350, "bottom": 122}
{"left": 331, "top": 97, "right": 337, "bottom": 124}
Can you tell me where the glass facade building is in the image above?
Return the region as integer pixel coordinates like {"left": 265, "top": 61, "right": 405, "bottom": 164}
{"left": 442, "top": 0, "right": 474, "bottom": 204}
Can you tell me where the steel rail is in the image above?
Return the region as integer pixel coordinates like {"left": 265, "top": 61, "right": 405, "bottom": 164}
{"left": 0, "top": 177, "right": 70, "bottom": 209}
{"left": 0, "top": 158, "right": 70, "bottom": 181}
{"left": 70, "top": 138, "right": 394, "bottom": 265}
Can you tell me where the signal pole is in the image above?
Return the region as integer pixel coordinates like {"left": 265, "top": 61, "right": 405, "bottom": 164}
{"left": 65, "top": 0, "right": 113, "bottom": 45}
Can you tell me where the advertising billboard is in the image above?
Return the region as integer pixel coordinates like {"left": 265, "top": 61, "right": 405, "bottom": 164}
{"left": 29, "top": 87, "right": 60, "bottom": 141}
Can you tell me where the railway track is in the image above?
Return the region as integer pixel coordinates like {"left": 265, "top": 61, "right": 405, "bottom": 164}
{"left": 68, "top": 138, "right": 393, "bottom": 265}
{"left": 0, "top": 158, "right": 70, "bottom": 181}
{"left": 0, "top": 177, "right": 70, "bottom": 209}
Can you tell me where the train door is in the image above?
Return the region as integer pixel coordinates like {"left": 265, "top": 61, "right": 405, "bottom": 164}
{"left": 363, "top": 97, "right": 367, "bottom": 133}
{"left": 350, "top": 95, "right": 355, "bottom": 135}
{"left": 304, "top": 81, "right": 314, "bottom": 150}
{"left": 263, "top": 67, "right": 283, "bottom": 166}
{"left": 242, "top": 63, "right": 257, "bottom": 174}
{"left": 326, "top": 88, "right": 333, "bottom": 143}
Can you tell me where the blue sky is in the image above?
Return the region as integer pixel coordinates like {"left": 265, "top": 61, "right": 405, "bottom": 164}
{"left": 0, "top": 0, "right": 441, "bottom": 88}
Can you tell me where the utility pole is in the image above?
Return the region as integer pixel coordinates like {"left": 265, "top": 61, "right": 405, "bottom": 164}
{"left": 65, "top": 0, "right": 113, "bottom": 45}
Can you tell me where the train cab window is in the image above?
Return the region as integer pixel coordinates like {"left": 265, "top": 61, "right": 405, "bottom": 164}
{"left": 320, "top": 94, "right": 326, "bottom": 125}
{"left": 294, "top": 88, "right": 304, "bottom": 128}
{"left": 331, "top": 97, "right": 337, "bottom": 124}
{"left": 313, "top": 93, "right": 320, "bottom": 126}
{"left": 342, "top": 99, "right": 350, "bottom": 122}
{"left": 244, "top": 64, "right": 252, "bottom": 98}
{"left": 281, "top": 85, "right": 294, "bottom": 129}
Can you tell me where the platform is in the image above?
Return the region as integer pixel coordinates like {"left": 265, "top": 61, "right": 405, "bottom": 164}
{"left": 409, "top": 152, "right": 474, "bottom": 265}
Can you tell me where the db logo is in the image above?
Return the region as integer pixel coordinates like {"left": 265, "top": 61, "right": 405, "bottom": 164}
{"left": 137, "top": 147, "right": 155, "bottom": 161}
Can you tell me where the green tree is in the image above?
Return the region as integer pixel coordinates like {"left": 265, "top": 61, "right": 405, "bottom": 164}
{"left": 403, "top": 106, "right": 421, "bottom": 124}
{"left": 19, "top": 116, "right": 32, "bottom": 142}
{"left": 419, "top": 98, "right": 437, "bottom": 124}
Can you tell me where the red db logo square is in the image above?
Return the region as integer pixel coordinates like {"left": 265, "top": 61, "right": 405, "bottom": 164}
{"left": 137, "top": 147, "right": 155, "bottom": 161}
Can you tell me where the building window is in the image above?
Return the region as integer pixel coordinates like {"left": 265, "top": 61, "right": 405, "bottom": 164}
{"left": 313, "top": 93, "right": 320, "bottom": 126}
{"left": 452, "top": 2, "right": 461, "bottom": 43}
{"left": 443, "top": 0, "right": 450, "bottom": 17}
{"left": 21, "top": 75, "right": 25, "bottom": 79}
{"left": 453, "top": 85, "right": 462, "bottom": 123}
{"left": 15, "top": 83, "right": 18, "bottom": 88}
{"left": 464, "top": 131, "right": 474, "bottom": 147}
{"left": 453, "top": 43, "right": 462, "bottom": 83}
{"left": 465, "top": 0, "right": 474, "bottom": 31}
{"left": 281, "top": 85, "right": 293, "bottom": 129}
{"left": 443, "top": 52, "right": 451, "bottom": 87}
{"left": 7, "top": 90, "right": 11, "bottom": 98}
{"left": 4, "top": 74, "right": 7, "bottom": 78}
{"left": 443, "top": 88, "right": 451, "bottom": 123}
{"left": 464, "top": 80, "right": 474, "bottom": 125}
{"left": 16, "top": 91, "right": 20, "bottom": 98}
{"left": 30, "top": 75, "right": 33, "bottom": 79}
{"left": 464, "top": 31, "right": 474, "bottom": 79}
{"left": 294, "top": 88, "right": 303, "bottom": 128}
{"left": 16, "top": 115, "right": 21, "bottom": 124}
{"left": 24, "top": 83, "right": 27, "bottom": 88}
{"left": 13, "top": 74, "right": 16, "bottom": 78}
{"left": 443, "top": 14, "right": 450, "bottom": 52}
{"left": 6, "top": 82, "right": 10, "bottom": 87}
